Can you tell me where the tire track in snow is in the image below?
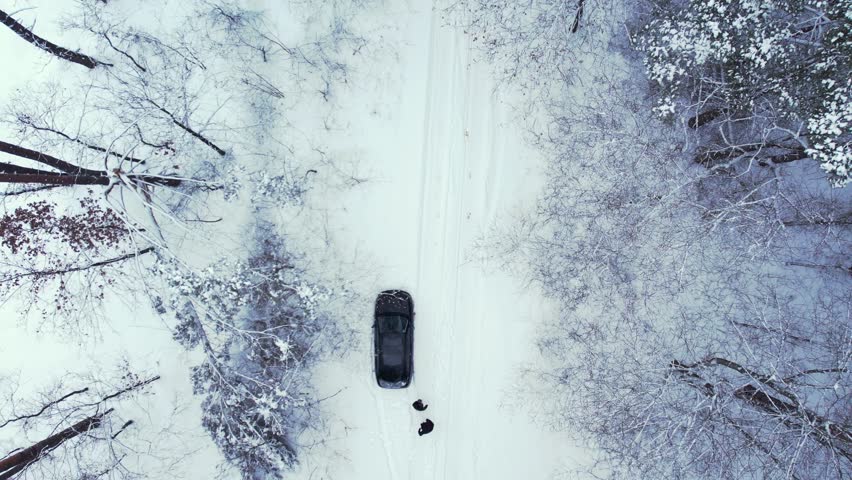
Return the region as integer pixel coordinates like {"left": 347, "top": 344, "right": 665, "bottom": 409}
{"left": 414, "top": 2, "right": 455, "bottom": 478}
{"left": 372, "top": 386, "right": 401, "bottom": 480}
{"left": 412, "top": 1, "right": 499, "bottom": 477}
{"left": 438, "top": 20, "right": 472, "bottom": 480}
{"left": 426, "top": 29, "right": 460, "bottom": 480}
{"left": 364, "top": 2, "right": 438, "bottom": 469}
{"left": 440, "top": 19, "right": 507, "bottom": 478}
{"left": 413, "top": 0, "right": 437, "bottom": 288}
{"left": 470, "top": 65, "right": 501, "bottom": 478}
{"left": 458, "top": 42, "right": 496, "bottom": 477}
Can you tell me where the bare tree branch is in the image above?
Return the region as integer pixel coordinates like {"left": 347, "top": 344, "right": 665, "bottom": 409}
{"left": 0, "top": 387, "right": 89, "bottom": 430}
{"left": 0, "top": 9, "right": 109, "bottom": 69}
{"left": 0, "top": 410, "right": 112, "bottom": 478}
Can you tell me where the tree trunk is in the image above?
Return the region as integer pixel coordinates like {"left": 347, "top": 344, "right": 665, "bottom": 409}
{"left": 694, "top": 145, "right": 760, "bottom": 167}
{"left": 696, "top": 144, "right": 809, "bottom": 168}
{"left": 0, "top": 9, "right": 107, "bottom": 69}
{"left": 0, "top": 162, "right": 67, "bottom": 176}
{"left": 673, "top": 358, "right": 852, "bottom": 463}
{"left": 0, "top": 410, "right": 112, "bottom": 479}
{"left": 0, "top": 138, "right": 182, "bottom": 187}
{"left": 0, "top": 140, "right": 106, "bottom": 176}
{"left": 688, "top": 107, "right": 728, "bottom": 128}
{"left": 782, "top": 214, "right": 852, "bottom": 227}
{"left": 570, "top": 0, "right": 585, "bottom": 34}
{"left": 0, "top": 172, "right": 110, "bottom": 186}
{"left": 785, "top": 261, "right": 852, "bottom": 275}
{"left": 759, "top": 149, "right": 809, "bottom": 165}
{"left": 734, "top": 384, "right": 852, "bottom": 458}
{"left": 0, "top": 172, "right": 181, "bottom": 187}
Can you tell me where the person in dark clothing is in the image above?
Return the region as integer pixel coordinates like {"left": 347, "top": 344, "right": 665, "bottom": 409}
{"left": 412, "top": 399, "right": 428, "bottom": 411}
{"left": 418, "top": 419, "right": 434, "bottom": 436}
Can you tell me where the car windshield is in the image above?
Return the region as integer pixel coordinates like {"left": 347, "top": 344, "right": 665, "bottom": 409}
{"left": 378, "top": 315, "right": 408, "bottom": 333}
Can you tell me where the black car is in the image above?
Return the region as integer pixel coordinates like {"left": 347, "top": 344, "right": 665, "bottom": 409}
{"left": 373, "top": 290, "right": 414, "bottom": 388}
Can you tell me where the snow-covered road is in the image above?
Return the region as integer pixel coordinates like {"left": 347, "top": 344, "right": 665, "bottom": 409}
{"left": 284, "top": 1, "right": 580, "bottom": 478}
{"left": 0, "top": 0, "right": 582, "bottom": 478}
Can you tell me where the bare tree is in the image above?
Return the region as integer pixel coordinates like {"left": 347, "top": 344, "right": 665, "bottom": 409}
{"left": 0, "top": 0, "right": 367, "bottom": 321}
{"left": 0, "top": 9, "right": 107, "bottom": 69}
{"left": 0, "top": 140, "right": 180, "bottom": 187}
{"left": 1, "top": 0, "right": 369, "bottom": 217}
{"left": 439, "top": 0, "right": 852, "bottom": 478}
{"left": 533, "top": 273, "right": 851, "bottom": 480}
{"left": 447, "top": 0, "right": 620, "bottom": 94}
{"left": 0, "top": 370, "right": 160, "bottom": 480}
{"left": 1, "top": 1, "right": 369, "bottom": 476}
{"left": 0, "top": 411, "right": 111, "bottom": 479}
{"left": 485, "top": 30, "right": 852, "bottom": 480}
{"left": 0, "top": 188, "right": 159, "bottom": 325}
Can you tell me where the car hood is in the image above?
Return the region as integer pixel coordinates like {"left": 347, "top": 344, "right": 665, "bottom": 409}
{"left": 376, "top": 291, "right": 411, "bottom": 316}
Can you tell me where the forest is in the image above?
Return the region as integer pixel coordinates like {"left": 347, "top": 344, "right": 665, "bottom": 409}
{"left": 0, "top": 0, "right": 849, "bottom": 479}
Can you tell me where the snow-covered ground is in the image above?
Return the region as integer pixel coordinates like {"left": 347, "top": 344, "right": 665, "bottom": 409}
{"left": 276, "top": 1, "right": 584, "bottom": 478}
